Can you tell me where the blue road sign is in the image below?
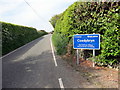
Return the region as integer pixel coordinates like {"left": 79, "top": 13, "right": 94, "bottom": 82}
{"left": 73, "top": 34, "right": 100, "bottom": 49}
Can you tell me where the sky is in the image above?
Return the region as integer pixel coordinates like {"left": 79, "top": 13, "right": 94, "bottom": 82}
{"left": 0, "top": 0, "right": 78, "bottom": 32}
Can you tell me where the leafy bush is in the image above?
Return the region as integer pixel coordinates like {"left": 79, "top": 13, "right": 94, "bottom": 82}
{"left": 1, "top": 21, "right": 47, "bottom": 55}
{"left": 50, "top": 1, "right": 120, "bottom": 66}
{"left": 38, "top": 30, "right": 48, "bottom": 36}
{"left": 49, "top": 13, "right": 63, "bottom": 28}
{"left": 52, "top": 33, "right": 69, "bottom": 55}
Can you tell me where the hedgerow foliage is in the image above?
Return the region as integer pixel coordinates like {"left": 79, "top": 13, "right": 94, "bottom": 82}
{"left": 2, "top": 22, "right": 47, "bottom": 55}
{"left": 50, "top": 1, "right": 120, "bottom": 66}
{"left": 38, "top": 30, "right": 48, "bottom": 36}
{"left": 49, "top": 13, "right": 63, "bottom": 28}
{"left": 52, "top": 33, "right": 69, "bottom": 55}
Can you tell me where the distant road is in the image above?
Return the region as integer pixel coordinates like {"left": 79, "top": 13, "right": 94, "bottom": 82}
{"left": 2, "top": 34, "right": 90, "bottom": 88}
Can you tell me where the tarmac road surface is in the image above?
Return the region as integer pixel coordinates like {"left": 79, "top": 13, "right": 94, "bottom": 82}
{"left": 2, "top": 34, "right": 88, "bottom": 88}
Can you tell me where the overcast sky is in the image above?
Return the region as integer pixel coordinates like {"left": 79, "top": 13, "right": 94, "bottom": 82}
{"left": 0, "top": 0, "right": 78, "bottom": 32}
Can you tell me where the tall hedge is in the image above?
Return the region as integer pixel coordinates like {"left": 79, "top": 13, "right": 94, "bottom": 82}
{"left": 50, "top": 2, "right": 120, "bottom": 66}
{"left": 1, "top": 22, "right": 46, "bottom": 55}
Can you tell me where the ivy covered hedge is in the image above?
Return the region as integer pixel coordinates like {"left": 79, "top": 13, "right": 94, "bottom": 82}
{"left": 2, "top": 21, "right": 48, "bottom": 55}
{"left": 50, "top": 1, "right": 120, "bottom": 67}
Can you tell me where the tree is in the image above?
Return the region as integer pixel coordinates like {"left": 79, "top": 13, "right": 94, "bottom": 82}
{"left": 49, "top": 13, "right": 63, "bottom": 28}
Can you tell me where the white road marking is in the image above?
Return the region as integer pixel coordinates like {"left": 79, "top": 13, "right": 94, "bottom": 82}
{"left": 50, "top": 36, "right": 58, "bottom": 67}
{"left": 58, "top": 78, "right": 64, "bottom": 89}
{"left": 1, "top": 37, "right": 43, "bottom": 59}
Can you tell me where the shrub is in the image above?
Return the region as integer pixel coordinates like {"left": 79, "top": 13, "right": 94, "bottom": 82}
{"left": 52, "top": 33, "right": 69, "bottom": 55}
{"left": 1, "top": 21, "right": 47, "bottom": 55}
{"left": 50, "top": 1, "right": 120, "bottom": 66}
{"left": 38, "top": 30, "right": 48, "bottom": 36}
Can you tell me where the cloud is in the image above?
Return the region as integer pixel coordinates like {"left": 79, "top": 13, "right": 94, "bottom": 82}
{"left": 0, "top": 0, "right": 23, "bottom": 15}
{"left": 0, "top": 0, "right": 78, "bottom": 32}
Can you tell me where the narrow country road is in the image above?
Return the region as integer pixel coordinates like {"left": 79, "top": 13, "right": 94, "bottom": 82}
{"left": 2, "top": 34, "right": 90, "bottom": 88}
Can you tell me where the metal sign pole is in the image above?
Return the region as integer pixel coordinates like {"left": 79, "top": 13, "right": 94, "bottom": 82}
{"left": 76, "top": 49, "right": 79, "bottom": 65}
{"left": 73, "top": 34, "right": 100, "bottom": 66}
{"left": 93, "top": 49, "right": 95, "bottom": 67}
{"left": 93, "top": 33, "right": 95, "bottom": 67}
{"left": 93, "top": 49, "right": 95, "bottom": 57}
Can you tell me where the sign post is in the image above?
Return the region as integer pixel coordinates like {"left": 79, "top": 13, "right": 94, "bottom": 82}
{"left": 73, "top": 34, "right": 100, "bottom": 65}
{"left": 76, "top": 49, "right": 79, "bottom": 65}
{"left": 93, "top": 49, "right": 95, "bottom": 67}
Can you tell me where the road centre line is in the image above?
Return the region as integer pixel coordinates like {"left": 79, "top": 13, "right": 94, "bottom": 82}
{"left": 50, "top": 36, "right": 58, "bottom": 67}
{"left": 58, "top": 78, "right": 64, "bottom": 89}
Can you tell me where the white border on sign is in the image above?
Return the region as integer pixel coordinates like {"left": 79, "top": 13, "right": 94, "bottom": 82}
{"left": 73, "top": 34, "right": 100, "bottom": 50}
